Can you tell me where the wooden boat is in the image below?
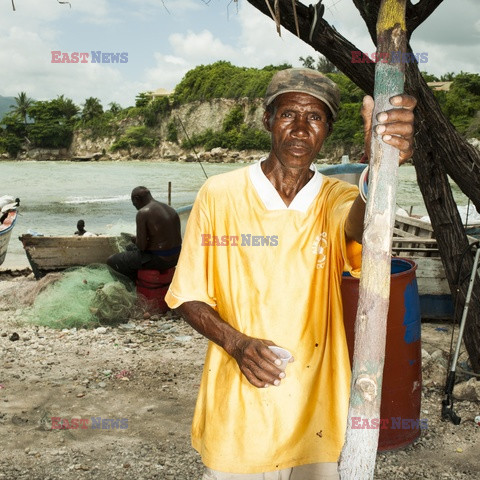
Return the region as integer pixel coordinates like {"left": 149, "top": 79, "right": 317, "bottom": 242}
{"left": 0, "top": 209, "right": 18, "bottom": 267}
{"left": 19, "top": 234, "right": 124, "bottom": 279}
{"left": 393, "top": 213, "right": 479, "bottom": 318}
{"left": 393, "top": 214, "right": 451, "bottom": 318}
{"left": 19, "top": 204, "right": 193, "bottom": 279}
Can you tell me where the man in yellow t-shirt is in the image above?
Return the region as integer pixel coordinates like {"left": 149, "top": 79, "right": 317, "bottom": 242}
{"left": 165, "top": 68, "right": 416, "bottom": 480}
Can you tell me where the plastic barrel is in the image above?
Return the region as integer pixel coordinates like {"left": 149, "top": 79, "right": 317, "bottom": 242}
{"left": 341, "top": 258, "right": 422, "bottom": 451}
{"left": 136, "top": 268, "right": 175, "bottom": 314}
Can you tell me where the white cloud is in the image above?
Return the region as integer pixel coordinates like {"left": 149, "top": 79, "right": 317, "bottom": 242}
{"left": 0, "top": 0, "right": 477, "bottom": 113}
{"left": 234, "top": 2, "right": 317, "bottom": 68}
{"left": 144, "top": 53, "right": 190, "bottom": 91}
{"left": 0, "top": 22, "right": 144, "bottom": 107}
{"left": 169, "top": 29, "right": 236, "bottom": 61}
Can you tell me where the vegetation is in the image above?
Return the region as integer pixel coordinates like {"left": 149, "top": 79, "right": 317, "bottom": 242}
{"left": 110, "top": 126, "right": 157, "bottom": 152}
{"left": 0, "top": 63, "right": 478, "bottom": 159}
{"left": 172, "top": 61, "right": 291, "bottom": 105}
{"left": 297, "top": 56, "right": 480, "bottom": 155}
{"left": 10, "top": 91, "right": 34, "bottom": 125}
{"left": 430, "top": 72, "right": 480, "bottom": 138}
{"left": 181, "top": 103, "right": 270, "bottom": 152}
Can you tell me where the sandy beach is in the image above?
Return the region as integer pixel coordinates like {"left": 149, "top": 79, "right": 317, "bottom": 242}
{"left": 0, "top": 270, "right": 479, "bottom": 479}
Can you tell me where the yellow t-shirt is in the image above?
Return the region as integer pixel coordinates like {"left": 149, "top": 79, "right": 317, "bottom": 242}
{"left": 166, "top": 161, "right": 361, "bottom": 474}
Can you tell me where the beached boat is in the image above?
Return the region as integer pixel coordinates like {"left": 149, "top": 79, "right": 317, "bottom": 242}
{"left": 393, "top": 213, "right": 452, "bottom": 318}
{"left": 0, "top": 209, "right": 18, "bottom": 267}
{"left": 19, "top": 204, "right": 193, "bottom": 279}
{"left": 19, "top": 234, "right": 125, "bottom": 279}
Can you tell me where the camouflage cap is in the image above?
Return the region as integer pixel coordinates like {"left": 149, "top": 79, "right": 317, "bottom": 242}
{"left": 264, "top": 68, "right": 340, "bottom": 120}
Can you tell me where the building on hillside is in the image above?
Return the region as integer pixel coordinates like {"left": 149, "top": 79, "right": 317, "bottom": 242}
{"left": 149, "top": 88, "right": 173, "bottom": 99}
{"left": 427, "top": 81, "right": 453, "bottom": 92}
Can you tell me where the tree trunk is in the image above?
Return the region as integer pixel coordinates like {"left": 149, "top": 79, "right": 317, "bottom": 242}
{"left": 246, "top": 0, "right": 480, "bottom": 373}
{"left": 338, "top": 2, "right": 407, "bottom": 477}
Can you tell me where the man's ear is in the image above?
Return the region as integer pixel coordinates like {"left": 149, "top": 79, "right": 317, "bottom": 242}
{"left": 262, "top": 110, "right": 272, "bottom": 132}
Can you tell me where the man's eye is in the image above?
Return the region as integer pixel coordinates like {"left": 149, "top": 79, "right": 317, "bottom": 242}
{"left": 310, "top": 114, "right": 324, "bottom": 122}
{"left": 280, "top": 112, "right": 292, "bottom": 118}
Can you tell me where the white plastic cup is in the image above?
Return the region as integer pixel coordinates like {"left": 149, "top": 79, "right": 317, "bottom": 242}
{"left": 268, "top": 346, "right": 293, "bottom": 371}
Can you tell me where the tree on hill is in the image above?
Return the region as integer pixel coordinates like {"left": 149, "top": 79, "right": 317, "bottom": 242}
{"left": 300, "top": 54, "right": 338, "bottom": 73}
{"left": 10, "top": 91, "right": 34, "bottom": 125}
{"left": 27, "top": 97, "right": 78, "bottom": 148}
{"left": 81, "top": 97, "right": 103, "bottom": 124}
{"left": 173, "top": 61, "right": 292, "bottom": 105}
{"left": 245, "top": 0, "right": 480, "bottom": 373}
{"left": 56, "top": 95, "right": 79, "bottom": 120}
{"left": 108, "top": 102, "right": 122, "bottom": 115}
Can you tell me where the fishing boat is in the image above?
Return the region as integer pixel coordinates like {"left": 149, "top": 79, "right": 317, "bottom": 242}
{"left": 0, "top": 209, "right": 18, "bottom": 267}
{"left": 19, "top": 234, "right": 125, "bottom": 279}
{"left": 19, "top": 204, "right": 193, "bottom": 279}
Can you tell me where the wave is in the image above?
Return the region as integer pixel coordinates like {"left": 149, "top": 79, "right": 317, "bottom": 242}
{"left": 64, "top": 195, "right": 130, "bottom": 205}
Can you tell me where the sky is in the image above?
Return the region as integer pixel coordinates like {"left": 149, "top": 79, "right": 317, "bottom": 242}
{"left": 0, "top": 0, "right": 479, "bottom": 108}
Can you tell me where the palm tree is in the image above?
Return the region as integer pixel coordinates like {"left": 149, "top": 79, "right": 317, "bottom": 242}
{"left": 108, "top": 102, "right": 122, "bottom": 115}
{"left": 81, "top": 97, "right": 104, "bottom": 123}
{"left": 56, "top": 95, "right": 79, "bottom": 121}
{"left": 10, "top": 91, "right": 34, "bottom": 125}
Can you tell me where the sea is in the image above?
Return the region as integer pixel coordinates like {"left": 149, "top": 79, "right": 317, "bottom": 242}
{"left": 0, "top": 160, "right": 469, "bottom": 270}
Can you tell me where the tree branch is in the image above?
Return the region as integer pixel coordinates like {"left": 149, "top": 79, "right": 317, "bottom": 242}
{"left": 246, "top": 0, "right": 376, "bottom": 93}
{"left": 406, "top": 0, "right": 444, "bottom": 34}
{"left": 351, "top": 0, "right": 379, "bottom": 44}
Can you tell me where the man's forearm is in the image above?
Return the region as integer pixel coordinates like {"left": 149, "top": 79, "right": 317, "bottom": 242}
{"left": 345, "top": 194, "right": 366, "bottom": 244}
{"left": 176, "top": 301, "right": 243, "bottom": 356}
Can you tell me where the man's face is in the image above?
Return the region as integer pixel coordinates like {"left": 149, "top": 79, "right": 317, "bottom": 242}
{"left": 263, "top": 92, "right": 332, "bottom": 169}
{"left": 131, "top": 195, "right": 142, "bottom": 210}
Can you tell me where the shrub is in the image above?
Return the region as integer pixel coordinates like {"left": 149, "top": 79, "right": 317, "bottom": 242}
{"left": 166, "top": 120, "right": 178, "bottom": 143}
{"left": 0, "top": 133, "right": 23, "bottom": 156}
{"left": 110, "top": 126, "right": 157, "bottom": 152}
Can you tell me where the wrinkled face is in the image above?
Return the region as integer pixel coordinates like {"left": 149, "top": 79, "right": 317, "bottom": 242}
{"left": 263, "top": 92, "right": 332, "bottom": 169}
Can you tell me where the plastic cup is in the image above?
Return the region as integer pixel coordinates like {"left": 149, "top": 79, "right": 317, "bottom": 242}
{"left": 268, "top": 346, "right": 293, "bottom": 371}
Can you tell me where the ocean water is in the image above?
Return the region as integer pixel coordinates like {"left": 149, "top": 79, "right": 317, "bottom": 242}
{"left": 0, "top": 160, "right": 468, "bottom": 269}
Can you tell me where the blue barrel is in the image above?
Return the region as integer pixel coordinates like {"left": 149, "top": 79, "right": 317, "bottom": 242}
{"left": 341, "top": 258, "right": 422, "bottom": 451}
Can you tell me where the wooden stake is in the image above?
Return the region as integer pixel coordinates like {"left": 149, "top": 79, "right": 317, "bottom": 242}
{"left": 168, "top": 181, "right": 172, "bottom": 206}
{"left": 339, "top": 1, "right": 407, "bottom": 478}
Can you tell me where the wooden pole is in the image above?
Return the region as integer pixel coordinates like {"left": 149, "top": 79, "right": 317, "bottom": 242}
{"left": 168, "top": 181, "right": 172, "bottom": 206}
{"left": 339, "top": 1, "right": 407, "bottom": 478}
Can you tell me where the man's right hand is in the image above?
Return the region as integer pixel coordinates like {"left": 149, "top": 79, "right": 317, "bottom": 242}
{"left": 177, "top": 301, "right": 289, "bottom": 389}
{"left": 226, "top": 333, "right": 289, "bottom": 388}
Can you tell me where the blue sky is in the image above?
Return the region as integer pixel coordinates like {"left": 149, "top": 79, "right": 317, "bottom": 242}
{"left": 1, "top": 0, "right": 478, "bottom": 108}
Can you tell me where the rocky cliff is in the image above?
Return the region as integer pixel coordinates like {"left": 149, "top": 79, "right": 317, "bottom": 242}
{"left": 12, "top": 97, "right": 372, "bottom": 163}
{"left": 67, "top": 98, "right": 267, "bottom": 163}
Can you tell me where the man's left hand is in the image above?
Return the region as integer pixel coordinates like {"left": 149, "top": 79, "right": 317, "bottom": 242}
{"left": 361, "top": 94, "right": 417, "bottom": 164}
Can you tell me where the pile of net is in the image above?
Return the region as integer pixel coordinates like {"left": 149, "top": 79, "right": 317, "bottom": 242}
{"left": 28, "top": 265, "right": 137, "bottom": 329}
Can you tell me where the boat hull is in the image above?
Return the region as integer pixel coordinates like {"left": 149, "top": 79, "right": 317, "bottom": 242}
{"left": 18, "top": 204, "right": 193, "bottom": 279}
{"left": 0, "top": 210, "right": 17, "bottom": 267}
{"left": 19, "top": 235, "right": 123, "bottom": 279}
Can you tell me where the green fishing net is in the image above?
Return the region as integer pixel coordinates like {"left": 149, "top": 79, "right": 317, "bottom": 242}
{"left": 28, "top": 264, "right": 137, "bottom": 329}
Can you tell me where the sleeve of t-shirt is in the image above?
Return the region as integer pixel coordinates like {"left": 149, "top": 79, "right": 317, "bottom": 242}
{"left": 165, "top": 181, "right": 217, "bottom": 309}
{"left": 327, "top": 181, "right": 363, "bottom": 278}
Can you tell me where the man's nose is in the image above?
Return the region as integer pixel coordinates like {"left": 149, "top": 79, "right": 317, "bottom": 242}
{"left": 291, "top": 115, "right": 309, "bottom": 137}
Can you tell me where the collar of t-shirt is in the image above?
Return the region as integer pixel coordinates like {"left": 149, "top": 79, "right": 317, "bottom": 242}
{"left": 248, "top": 158, "right": 323, "bottom": 213}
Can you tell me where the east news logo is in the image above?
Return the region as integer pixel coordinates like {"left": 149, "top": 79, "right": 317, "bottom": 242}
{"left": 51, "top": 51, "right": 128, "bottom": 63}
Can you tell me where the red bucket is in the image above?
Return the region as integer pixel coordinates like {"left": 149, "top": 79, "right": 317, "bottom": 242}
{"left": 136, "top": 268, "right": 175, "bottom": 314}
